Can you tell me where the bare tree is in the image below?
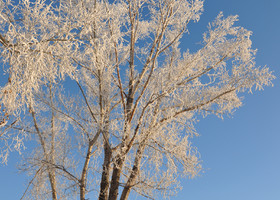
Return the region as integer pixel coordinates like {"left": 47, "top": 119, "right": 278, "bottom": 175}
{"left": 0, "top": 0, "right": 274, "bottom": 199}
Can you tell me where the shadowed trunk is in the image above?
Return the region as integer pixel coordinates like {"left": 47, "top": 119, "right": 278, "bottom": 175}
{"left": 98, "top": 142, "right": 112, "bottom": 200}
{"left": 108, "top": 156, "right": 124, "bottom": 200}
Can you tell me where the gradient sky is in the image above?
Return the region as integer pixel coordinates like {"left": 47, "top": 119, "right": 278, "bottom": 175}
{"left": 0, "top": 0, "right": 279, "bottom": 200}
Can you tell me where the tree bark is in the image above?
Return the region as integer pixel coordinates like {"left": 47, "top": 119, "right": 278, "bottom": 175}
{"left": 108, "top": 156, "right": 124, "bottom": 200}
{"left": 80, "top": 142, "right": 94, "bottom": 200}
{"left": 120, "top": 145, "right": 144, "bottom": 200}
{"left": 98, "top": 142, "right": 112, "bottom": 200}
{"left": 48, "top": 171, "right": 58, "bottom": 200}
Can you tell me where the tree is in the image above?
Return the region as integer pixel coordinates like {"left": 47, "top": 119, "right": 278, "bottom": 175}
{"left": 0, "top": 0, "right": 274, "bottom": 199}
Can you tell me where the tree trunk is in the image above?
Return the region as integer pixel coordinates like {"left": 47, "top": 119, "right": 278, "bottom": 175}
{"left": 108, "top": 156, "right": 124, "bottom": 200}
{"left": 120, "top": 145, "right": 144, "bottom": 200}
{"left": 98, "top": 143, "right": 112, "bottom": 200}
{"left": 80, "top": 142, "right": 94, "bottom": 200}
{"left": 49, "top": 86, "right": 58, "bottom": 200}
{"left": 31, "top": 107, "right": 58, "bottom": 200}
{"left": 48, "top": 171, "right": 58, "bottom": 200}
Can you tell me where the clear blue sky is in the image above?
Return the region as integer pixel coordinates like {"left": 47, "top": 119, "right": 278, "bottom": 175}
{"left": 174, "top": 0, "right": 280, "bottom": 200}
{"left": 0, "top": 0, "right": 279, "bottom": 200}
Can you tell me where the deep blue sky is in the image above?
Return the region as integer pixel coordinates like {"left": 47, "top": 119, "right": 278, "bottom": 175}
{"left": 0, "top": 0, "right": 279, "bottom": 200}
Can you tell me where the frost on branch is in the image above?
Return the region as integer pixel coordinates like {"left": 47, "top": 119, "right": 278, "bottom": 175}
{"left": 0, "top": 0, "right": 275, "bottom": 199}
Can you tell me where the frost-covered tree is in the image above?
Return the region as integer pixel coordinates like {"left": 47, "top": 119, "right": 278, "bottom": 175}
{"left": 0, "top": 0, "right": 274, "bottom": 199}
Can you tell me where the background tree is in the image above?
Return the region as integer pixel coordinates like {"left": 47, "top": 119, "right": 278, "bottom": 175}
{"left": 0, "top": 0, "right": 274, "bottom": 200}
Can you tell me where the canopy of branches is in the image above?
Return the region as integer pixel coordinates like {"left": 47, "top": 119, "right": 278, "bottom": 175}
{"left": 0, "top": 0, "right": 274, "bottom": 199}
